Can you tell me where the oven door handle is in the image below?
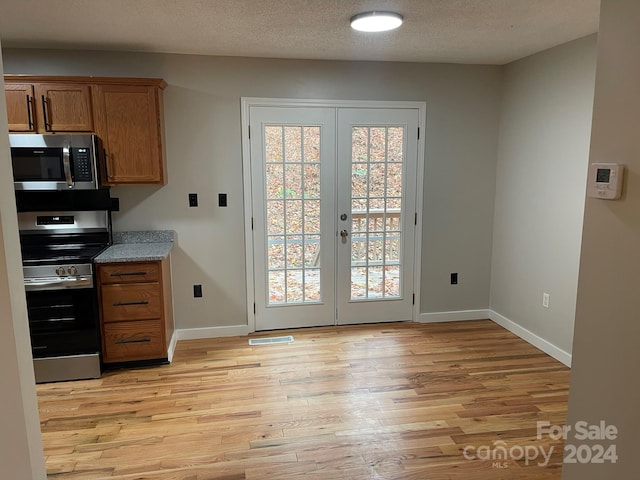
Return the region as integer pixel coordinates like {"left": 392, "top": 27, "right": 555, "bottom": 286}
{"left": 24, "top": 276, "right": 93, "bottom": 291}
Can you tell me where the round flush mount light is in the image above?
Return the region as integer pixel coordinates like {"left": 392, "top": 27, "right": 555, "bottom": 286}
{"left": 350, "top": 11, "right": 403, "bottom": 32}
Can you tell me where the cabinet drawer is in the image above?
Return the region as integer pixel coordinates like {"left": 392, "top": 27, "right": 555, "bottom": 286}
{"left": 99, "top": 262, "right": 160, "bottom": 284}
{"left": 101, "top": 283, "right": 162, "bottom": 322}
{"left": 103, "top": 319, "right": 165, "bottom": 363}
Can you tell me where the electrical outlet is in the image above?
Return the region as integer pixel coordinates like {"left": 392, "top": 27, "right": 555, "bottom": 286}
{"left": 543, "top": 292, "right": 550, "bottom": 308}
{"left": 218, "top": 193, "right": 228, "bottom": 207}
{"left": 450, "top": 273, "right": 458, "bottom": 285}
{"left": 193, "top": 284, "right": 203, "bottom": 298}
{"left": 188, "top": 193, "right": 198, "bottom": 207}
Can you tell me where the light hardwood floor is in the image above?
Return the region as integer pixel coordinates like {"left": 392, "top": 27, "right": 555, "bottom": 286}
{"left": 37, "top": 320, "right": 570, "bottom": 479}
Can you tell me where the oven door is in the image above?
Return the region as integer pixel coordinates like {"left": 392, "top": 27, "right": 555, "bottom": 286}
{"left": 26, "top": 285, "right": 100, "bottom": 358}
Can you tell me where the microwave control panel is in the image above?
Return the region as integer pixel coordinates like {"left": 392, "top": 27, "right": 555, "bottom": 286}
{"left": 587, "top": 163, "right": 624, "bottom": 200}
{"left": 72, "top": 147, "right": 93, "bottom": 182}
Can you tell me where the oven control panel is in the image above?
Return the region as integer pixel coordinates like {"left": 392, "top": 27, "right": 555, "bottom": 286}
{"left": 37, "top": 215, "right": 75, "bottom": 226}
{"left": 18, "top": 210, "right": 108, "bottom": 233}
{"left": 24, "top": 264, "right": 93, "bottom": 279}
{"left": 53, "top": 265, "right": 81, "bottom": 276}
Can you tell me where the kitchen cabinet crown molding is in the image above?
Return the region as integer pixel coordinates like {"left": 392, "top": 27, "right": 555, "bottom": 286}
{"left": 4, "top": 75, "right": 167, "bottom": 89}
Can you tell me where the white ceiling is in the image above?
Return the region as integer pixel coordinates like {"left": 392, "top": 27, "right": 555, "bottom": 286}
{"left": 0, "top": 0, "right": 600, "bottom": 65}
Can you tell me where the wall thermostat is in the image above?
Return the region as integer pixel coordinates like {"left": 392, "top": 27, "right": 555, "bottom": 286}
{"left": 587, "top": 163, "right": 624, "bottom": 200}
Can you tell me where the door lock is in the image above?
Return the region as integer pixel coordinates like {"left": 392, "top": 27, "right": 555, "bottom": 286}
{"left": 340, "top": 213, "right": 348, "bottom": 221}
{"left": 340, "top": 229, "right": 349, "bottom": 238}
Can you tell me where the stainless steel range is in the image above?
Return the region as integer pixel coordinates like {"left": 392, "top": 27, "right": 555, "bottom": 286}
{"left": 19, "top": 210, "right": 110, "bottom": 383}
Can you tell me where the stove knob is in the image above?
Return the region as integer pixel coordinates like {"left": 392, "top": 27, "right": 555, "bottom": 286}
{"left": 68, "top": 266, "right": 78, "bottom": 276}
{"left": 55, "top": 267, "right": 66, "bottom": 276}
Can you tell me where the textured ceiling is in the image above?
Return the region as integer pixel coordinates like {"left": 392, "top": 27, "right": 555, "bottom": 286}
{"left": 0, "top": 0, "right": 600, "bottom": 65}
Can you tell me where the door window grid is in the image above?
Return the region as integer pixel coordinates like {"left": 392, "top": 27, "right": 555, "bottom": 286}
{"left": 351, "top": 126, "right": 404, "bottom": 300}
{"left": 265, "top": 125, "right": 321, "bottom": 305}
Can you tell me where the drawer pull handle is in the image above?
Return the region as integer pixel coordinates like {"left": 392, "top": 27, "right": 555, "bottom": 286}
{"left": 110, "top": 271, "right": 148, "bottom": 277}
{"left": 115, "top": 338, "right": 151, "bottom": 345}
{"left": 112, "top": 301, "right": 149, "bottom": 307}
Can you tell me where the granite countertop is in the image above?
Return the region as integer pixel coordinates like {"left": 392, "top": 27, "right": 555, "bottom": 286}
{"left": 94, "top": 230, "right": 176, "bottom": 263}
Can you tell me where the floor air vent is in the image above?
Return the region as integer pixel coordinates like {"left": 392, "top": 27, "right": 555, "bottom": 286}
{"left": 248, "top": 336, "right": 294, "bottom": 346}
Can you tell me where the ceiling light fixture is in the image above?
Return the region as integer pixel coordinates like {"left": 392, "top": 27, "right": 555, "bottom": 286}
{"left": 350, "top": 11, "right": 403, "bottom": 33}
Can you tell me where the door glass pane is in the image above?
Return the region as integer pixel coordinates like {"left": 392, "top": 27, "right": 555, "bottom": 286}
{"left": 350, "top": 126, "right": 404, "bottom": 300}
{"left": 265, "top": 125, "right": 322, "bottom": 305}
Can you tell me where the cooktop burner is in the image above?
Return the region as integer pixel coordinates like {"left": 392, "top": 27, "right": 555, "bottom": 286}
{"left": 19, "top": 214, "right": 111, "bottom": 269}
{"left": 21, "top": 244, "right": 109, "bottom": 266}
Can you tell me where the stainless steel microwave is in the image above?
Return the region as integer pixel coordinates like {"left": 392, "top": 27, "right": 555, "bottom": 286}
{"left": 9, "top": 134, "right": 103, "bottom": 191}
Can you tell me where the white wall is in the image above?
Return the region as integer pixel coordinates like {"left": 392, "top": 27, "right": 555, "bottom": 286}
{"left": 2, "top": 51, "right": 503, "bottom": 330}
{"left": 490, "top": 35, "right": 597, "bottom": 360}
{"left": 563, "top": 0, "right": 640, "bottom": 477}
{"left": 0, "top": 44, "right": 47, "bottom": 480}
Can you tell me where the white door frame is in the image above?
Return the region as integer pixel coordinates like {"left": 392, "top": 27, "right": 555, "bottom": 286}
{"left": 241, "top": 98, "right": 426, "bottom": 333}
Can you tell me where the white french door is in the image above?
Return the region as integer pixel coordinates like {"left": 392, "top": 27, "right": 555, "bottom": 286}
{"left": 336, "top": 108, "right": 418, "bottom": 325}
{"left": 249, "top": 107, "right": 337, "bottom": 329}
{"left": 246, "top": 102, "right": 421, "bottom": 331}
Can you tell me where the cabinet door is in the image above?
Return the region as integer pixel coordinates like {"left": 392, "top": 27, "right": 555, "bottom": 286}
{"left": 5, "top": 83, "right": 37, "bottom": 132}
{"left": 34, "top": 84, "right": 94, "bottom": 132}
{"left": 93, "top": 85, "right": 166, "bottom": 185}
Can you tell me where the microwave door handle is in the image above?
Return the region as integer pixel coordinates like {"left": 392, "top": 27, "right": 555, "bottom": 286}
{"left": 62, "top": 143, "right": 73, "bottom": 189}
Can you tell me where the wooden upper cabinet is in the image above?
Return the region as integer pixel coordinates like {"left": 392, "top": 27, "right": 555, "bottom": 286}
{"left": 93, "top": 84, "right": 167, "bottom": 185}
{"left": 5, "top": 83, "right": 36, "bottom": 132}
{"left": 4, "top": 81, "right": 93, "bottom": 132}
{"left": 5, "top": 75, "right": 167, "bottom": 186}
{"left": 34, "top": 83, "right": 93, "bottom": 132}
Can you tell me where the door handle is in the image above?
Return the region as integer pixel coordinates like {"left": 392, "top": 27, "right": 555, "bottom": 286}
{"left": 26, "top": 95, "right": 34, "bottom": 130}
{"left": 41, "top": 95, "right": 51, "bottom": 131}
{"left": 340, "top": 229, "right": 349, "bottom": 238}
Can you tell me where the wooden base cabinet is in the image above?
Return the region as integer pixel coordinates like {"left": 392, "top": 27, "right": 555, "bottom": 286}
{"left": 97, "top": 258, "right": 174, "bottom": 364}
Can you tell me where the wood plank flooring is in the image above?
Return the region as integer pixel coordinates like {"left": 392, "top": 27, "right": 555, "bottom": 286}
{"left": 37, "top": 320, "right": 570, "bottom": 479}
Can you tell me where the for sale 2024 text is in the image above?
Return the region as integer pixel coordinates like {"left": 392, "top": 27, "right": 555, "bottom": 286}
{"left": 538, "top": 420, "right": 619, "bottom": 464}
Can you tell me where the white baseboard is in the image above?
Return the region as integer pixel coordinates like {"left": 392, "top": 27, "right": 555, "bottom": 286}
{"left": 175, "top": 325, "right": 251, "bottom": 341}
{"left": 171, "top": 313, "right": 571, "bottom": 367}
{"left": 418, "top": 309, "right": 489, "bottom": 323}
{"left": 489, "top": 310, "right": 572, "bottom": 367}
{"left": 167, "top": 331, "right": 178, "bottom": 363}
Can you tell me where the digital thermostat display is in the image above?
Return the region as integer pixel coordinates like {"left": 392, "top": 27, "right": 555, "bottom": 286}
{"left": 587, "top": 163, "right": 624, "bottom": 200}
